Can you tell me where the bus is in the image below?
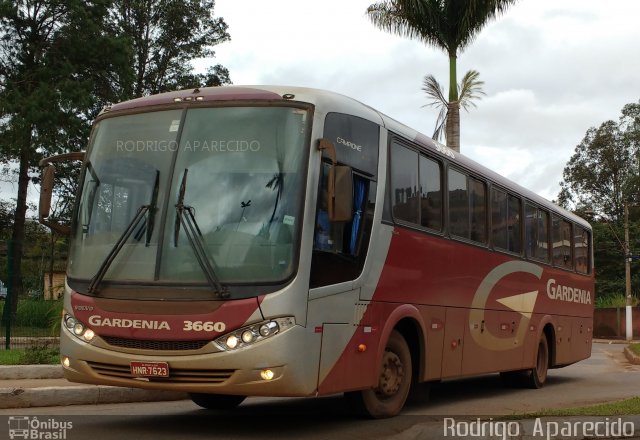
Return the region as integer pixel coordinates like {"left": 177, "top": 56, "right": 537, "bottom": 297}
{"left": 39, "top": 86, "right": 594, "bottom": 418}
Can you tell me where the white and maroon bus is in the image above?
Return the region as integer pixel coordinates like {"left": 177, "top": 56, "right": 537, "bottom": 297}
{"left": 39, "top": 86, "right": 594, "bottom": 418}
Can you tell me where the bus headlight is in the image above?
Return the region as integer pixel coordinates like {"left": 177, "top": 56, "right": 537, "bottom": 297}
{"left": 214, "top": 317, "right": 295, "bottom": 351}
{"left": 63, "top": 313, "right": 95, "bottom": 343}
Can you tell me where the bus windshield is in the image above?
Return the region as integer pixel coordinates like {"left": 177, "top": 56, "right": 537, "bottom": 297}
{"left": 68, "top": 106, "right": 310, "bottom": 293}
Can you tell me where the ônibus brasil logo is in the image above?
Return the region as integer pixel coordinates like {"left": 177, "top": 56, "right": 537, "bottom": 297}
{"left": 8, "top": 416, "right": 72, "bottom": 440}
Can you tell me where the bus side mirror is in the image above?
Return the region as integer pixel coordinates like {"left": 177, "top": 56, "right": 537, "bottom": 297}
{"left": 317, "top": 138, "right": 353, "bottom": 222}
{"left": 328, "top": 165, "right": 353, "bottom": 222}
{"left": 38, "top": 151, "right": 85, "bottom": 235}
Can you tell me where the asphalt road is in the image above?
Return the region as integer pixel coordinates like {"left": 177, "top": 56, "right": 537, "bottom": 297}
{"left": 1, "top": 342, "right": 638, "bottom": 440}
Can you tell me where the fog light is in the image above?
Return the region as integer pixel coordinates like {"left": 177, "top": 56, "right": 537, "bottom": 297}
{"left": 260, "top": 369, "right": 274, "bottom": 381}
{"left": 226, "top": 335, "right": 239, "bottom": 349}
{"left": 62, "top": 357, "right": 70, "bottom": 368}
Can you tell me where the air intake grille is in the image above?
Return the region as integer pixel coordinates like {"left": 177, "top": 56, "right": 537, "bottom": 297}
{"left": 87, "top": 361, "right": 235, "bottom": 383}
{"left": 102, "top": 336, "right": 210, "bottom": 351}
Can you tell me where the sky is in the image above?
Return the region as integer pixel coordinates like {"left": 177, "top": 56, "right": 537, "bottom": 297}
{"left": 206, "top": 0, "right": 640, "bottom": 201}
{"left": 2, "top": 0, "right": 639, "bottom": 207}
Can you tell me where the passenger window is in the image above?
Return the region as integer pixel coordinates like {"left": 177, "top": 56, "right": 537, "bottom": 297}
{"left": 575, "top": 226, "right": 590, "bottom": 274}
{"left": 525, "top": 204, "right": 549, "bottom": 262}
{"left": 448, "top": 169, "right": 469, "bottom": 238}
{"left": 419, "top": 155, "right": 442, "bottom": 231}
{"left": 469, "top": 177, "right": 487, "bottom": 243}
{"left": 391, "top": 143, "right": 419, "bottom": 224}
{"left": 491, "top": 189, "right": 521, "bottom": 253}
{"left": 552, "top": 216, "right": 573, "bottom": 270}
{"left": 448, "top": 169, "right": 487, "bottom": 243}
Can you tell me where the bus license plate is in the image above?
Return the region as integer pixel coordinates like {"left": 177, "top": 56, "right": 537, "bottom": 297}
{"left": 130, "top": 361, "right": 169, "bottom": 378}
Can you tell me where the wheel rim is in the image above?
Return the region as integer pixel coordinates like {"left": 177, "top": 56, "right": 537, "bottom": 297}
{"left": 377, "top": 349, "right": 405, "bottom": 398}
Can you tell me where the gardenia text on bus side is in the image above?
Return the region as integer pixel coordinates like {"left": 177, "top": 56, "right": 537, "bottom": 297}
{"left": 546, "top": 278, "right": 592, "bottom": 304}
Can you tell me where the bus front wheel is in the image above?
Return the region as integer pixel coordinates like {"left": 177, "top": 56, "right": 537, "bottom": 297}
{"left": 189, "top": 393, "right": 246, "bottom": 410}
{"left": 345, "top": 330, "right": 412, "bottom": 418}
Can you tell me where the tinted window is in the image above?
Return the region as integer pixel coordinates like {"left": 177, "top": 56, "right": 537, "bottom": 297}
{"left": 492, "top": 189, "right": 521, "bottom": 253}
{"left": 420, "top": 155, "right": 442, "bottom": 231}
{"left": 470, "top": 177, "right": 487, "bottom": 243}
{"left": 324, "top": 113, "right": 379, "bottom": 177}
{"left": 575, "top": 226, "right": 590, "bottom": 274}
{"left": 391, "top": 143, "right": 419, "bottom": 224}
{"left": 552, "top": 216, "right": 573, "bottom": 269}
{"left": 448, "top": 169, "right": 469, "bottom": 238}
{"left": 525, "top": 204, "right": 550, "bottom": 263}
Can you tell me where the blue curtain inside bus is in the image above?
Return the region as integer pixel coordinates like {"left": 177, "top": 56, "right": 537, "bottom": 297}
{"left": 350, "top": 177, "right": 366, "bottom": 255}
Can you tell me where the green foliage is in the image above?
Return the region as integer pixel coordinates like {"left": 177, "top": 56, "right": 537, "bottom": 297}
{"left": 112, "top": 0, "right": 231, "bottom": 98}
{"left": 515, "top": 397, "right": 640, "bottom": 417}
{"left": 20, "top": 341, "right": 59, "bottom": 365}
{"left": 422, "top": 69, "right": 485, "bottom": 142}
{"left": 559, "top": 101, "right": 640, "bottom": 222}
{"left": 595, "top": 294, "right": 637, "bottom": 308}
{"left": 366, "top": 0, "right": 517, "bottom": 151}
{"left": 15, "top": 299, "right": 62, "bottom": 330}
{"left": 0, "top": 350, "right": 23, "bottom": 365}
{"left": 0, "top": 346, "right": 58, "bottom": 365}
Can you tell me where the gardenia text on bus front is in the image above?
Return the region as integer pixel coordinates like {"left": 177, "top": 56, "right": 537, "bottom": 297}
{"left": 115, "top": 139, "right": 262, "bottom": 153}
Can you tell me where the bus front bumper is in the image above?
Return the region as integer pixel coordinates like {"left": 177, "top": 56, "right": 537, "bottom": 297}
{"left": 59, "top": 324, "right": 319, "bottom": 397}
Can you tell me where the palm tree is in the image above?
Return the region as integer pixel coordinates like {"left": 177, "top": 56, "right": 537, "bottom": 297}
{"left": 367, "top": 0, "right": 517, "bottom": 152}
{"left": 423, "top": 69, "right": 485, "bottom": 143}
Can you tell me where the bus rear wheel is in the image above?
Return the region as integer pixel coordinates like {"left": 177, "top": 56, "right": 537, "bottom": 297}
{"left": 345, "top": 330, "right": 412, "bottom": 418}
{"left": 189, "top": 393, "right": 246, "bottom": 410}
{"left": 525, "top": 333, "right": 549, "bottom": 389}
{"left": 500, "top": 333, "right": 549, "bottom": 389}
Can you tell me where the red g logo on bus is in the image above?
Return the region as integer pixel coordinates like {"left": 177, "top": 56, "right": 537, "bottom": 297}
{"left": 469, "top": 261, "right": 543, "bottom": 351}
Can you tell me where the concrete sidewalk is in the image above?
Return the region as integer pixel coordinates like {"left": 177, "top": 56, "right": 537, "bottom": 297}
{"left": 0, "top": 365, "right": 187, "bottom": 409}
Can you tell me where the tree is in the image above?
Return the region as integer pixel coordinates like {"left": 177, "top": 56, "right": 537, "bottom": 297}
{"left": 0, "top": 0, "right": 129, "bottom": 316}
{"left": 422, "top": 69, "right": 485, "bottom": 143}
{"left": 111, "top": 0, "right": 231, "bottom": 98}
{"left": 558, "top": 100, "right": 640, "bottom": 222}
{"left": 367, "top": 0, "right": 517, "bottom": 152}
{"left": 559, "top": 100, "right": 640, "bottom": 304}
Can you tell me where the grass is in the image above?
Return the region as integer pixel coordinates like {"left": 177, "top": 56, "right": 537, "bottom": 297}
{"left": 0, "top": 344, "right": 59, "bottom": 365}
{"left": 0, "top": 298, "right": 63, "bottom": 337}
{"left": 595, "top": 294, "right": 638, "bottom": 308}
{"left": 630, "top": 343, "right": 640, "bottom": 356}
{"left": 504, "top": 397, "right": 640, "bottom": 418}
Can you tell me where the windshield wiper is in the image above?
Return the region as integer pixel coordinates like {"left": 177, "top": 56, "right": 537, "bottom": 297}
{"left": 88, "top": 169, "right": 160, "bottom": 294}
{"left": 88, "top": 204, "right": 149, "bottom": 294}
{"left": 174, "top": 169, "right": 229, "bottom": 299}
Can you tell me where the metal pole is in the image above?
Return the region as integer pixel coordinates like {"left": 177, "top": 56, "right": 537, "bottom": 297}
{"left": 624, "top": 203, "right": 633, "bottom": 341}
{"left": 3, "top": 239, "right": 13, "bottom": 349}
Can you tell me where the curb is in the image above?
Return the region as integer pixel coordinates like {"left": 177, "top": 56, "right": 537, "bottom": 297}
{"left": 0, "top": 365, "right": 63, "bottom": 380}
{"left": 0, "top": 385, "right": 187, "bottom": 409}
{"left": 0, "top": 365, "right": 188, "bottom": 409}
{"left": 624, "top": 346, "right": 640, "bottom": 365}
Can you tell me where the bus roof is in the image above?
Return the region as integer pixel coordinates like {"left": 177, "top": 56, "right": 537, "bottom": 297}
{"left": 105, "top": 85, "right": 589, "bottom": 230}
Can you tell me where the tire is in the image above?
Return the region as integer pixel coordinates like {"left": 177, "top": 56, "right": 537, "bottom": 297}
{"left": 525, "top": 333, "right": 549, "bottom": 389}
{"left": 189, "top": 393, "right": 246, "bottom": 410}
{"left": 345, "top": 330, "right": 412, "bottom": 418}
